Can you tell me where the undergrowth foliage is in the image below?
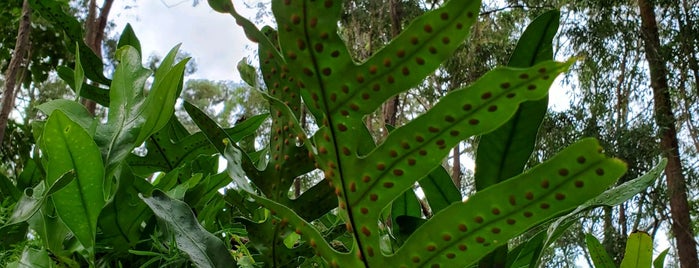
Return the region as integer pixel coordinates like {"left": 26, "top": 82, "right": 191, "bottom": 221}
{"left": 0, "top": 0, "right": 666, "bottom": 267}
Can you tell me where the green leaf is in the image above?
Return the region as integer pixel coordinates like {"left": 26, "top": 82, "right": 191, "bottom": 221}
{"left": 36, "top": 99, "right": 96, "bottom": 135}
{"left": 475, "top": 11, "right": 560, "bottom": 265}
{"left": 56, "top": 66, "right": 110, "bottom": 107}
{"left": 0, "top": 172, "right": 20, "bottom": 202}
{"left": 536, "top": 159, "right": 667, "bottom": 265}
{"left": 98, "top": 46, "right": 152, "bottom": 173}
{"left": 391, "top": 188, "right": 423, "bottom": 244}
{"left": 15, "top": 247, "right": 52, "bottom": 268}
{"left": 140, "top": 190, "right": 234, "bottom": 268}
{"left": 237, "top": 58, "right": 258, "bottom": 88}
{"left": 418, "top": 166, "right": 461, "bottom": 214}
{"left": 42, "top": 110, "right": 105, "bottom": 253}
{"left": 654, "top": 248, "right": 669, "bottom": 268}
{"left": 586, "top": 234, "right": 616, "bottom": 268}
{"left": 7, "top": 170, "right": 75, "bottom": 225}
{"left": 390, "top": 138, "right": 626, "bottom": 267}
{"left": 352, "top": 60, "right": 573, "bottom": 211}
{"left": 474, "top": 9, "right": 559, "bottom": 190}
{"left": 137, "top": 45, "right": 190, "bottom": 144}
{"left": 73, "top": 42, "right": 84, "bottom": 101}
{"left": 117, "top": 23, "right": 142, "bottom": 57}
{"left": 98, "top": 165, "right": 154, "bottom": 251}
{"left": 0, "top": 222, "right": 28, "bottom": 250}
{"left": 127, "top": 113, "right": 266, "bottom": 176}
{"left": 620, "top": 231, "right": 653, "bottom": 268}
{"left": 29, "top": 0, "right": 110, "bottom": 85}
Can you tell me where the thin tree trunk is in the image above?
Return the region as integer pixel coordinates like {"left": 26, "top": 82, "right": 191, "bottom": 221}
{"left": 638, "top": 0, "right": 699, "bottom": 266}
{"left": 381, "top": 0, "right": 401, "bottom": 131}
{"left": 0, "top": 0, "right": 32, "bottom": 145}
{"left": 82, "top": 0, "right": 114, "bottom": 114}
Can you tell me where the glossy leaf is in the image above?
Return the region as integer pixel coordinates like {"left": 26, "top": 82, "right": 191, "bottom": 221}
{"left": 536, "top": 159, "right": 667, "bottom": 263}
{"left": 8, "top": 170, "right": 74, "bottom": 226}
{"left": 140, "top": 189, "right": 234, "bottom": 268}
{"left": 205, "top": 1, "right": 632, "bottom": 267}
{"left": 97, "top": 45, "right": 189, "bottom": 179}
{"left": 654, "top": 248, "right": 669, "bottom": 268}
{"left": 137, "top": 45, "right": 190, "bottom": 144}
{"left": 391, "top": 138, "right": 626, "bottom": 266}
{"left": 474, "top": 9, "right": 559, "bottom": 190}
{"left": 475, "top": 11, "right": 560, "bottom": 265}
{"left": 36, "top": 99, "right": 96, "bottom": 135}
{"left": 98, "top": 165, "right": 154, "bottom": 251}
{"left": 42, "top": 110, "right": 105, "bottom": 252}
{"left": 73, "top": 43, "right": 84, "bottom": 101}
{"left": 117, "top": 23, "right": 142, "bottom": 58}
{"left": 128, "top": 112, "right": 266, "bottom": 177}
{"left": 620, "top": 231, "right": 653, "bottom": 268}
{"left": 97, "top": 46, "right": 153, "bottom": 172}
{"left": 586, "top": 234, "right": 616, "bottom": 268}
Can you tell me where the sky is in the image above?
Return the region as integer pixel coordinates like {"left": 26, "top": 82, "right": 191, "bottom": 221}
{"left": 110, "top": 0, "right": 259, "bottom": 82}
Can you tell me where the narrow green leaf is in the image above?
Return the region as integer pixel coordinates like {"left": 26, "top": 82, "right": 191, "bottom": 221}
{"left": 0, "top": 173, "right": 20, "bottom": 202}
{"left": 390, "top": 138, "right": 626, "bottom": 267}
{"left": 475, "top": 11, "right": 560, "bottom": 265}
{"left": 117, "top": 24, "right": 142, "bottom": 57}
{"left": 43, "top": 110, "right": 105, "bottom": 252}
{"left": 475, "top": 9, "right": 559, "bottom": 190}
{"left": 56, "top": 66, "right": 110, "bottom": 106}
{"left": 237, "top": 58, "right": 258, "bottom": 88}
{"left": 620, "top": 231, "right": 653, "bottom": 268}
{"left": 137, "top": 52, "right": 190, "bottom": 144}
{"left": 391, "top": 189, "right": 423, "bottom": 243}
{"left": 653, "top": 248, "right": 669, "bottom": 268}
{"left": 251, "top": 196, "right": 363, "bottom": 267}
{"left": 74, "top": 42, "right": 85, "bottom": 101}
{"left": 586, "top": 234, "right": 616, "bottom": 268}
{"left": 418, "top": 166, "right": 462, "bottom": 214}
{"left": 140, "top": 189, "right": 234, "bottom": 268}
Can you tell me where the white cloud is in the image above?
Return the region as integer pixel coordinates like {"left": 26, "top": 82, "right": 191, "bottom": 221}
{"left": 111, "top": 0, "right": 258, "bottom": 81}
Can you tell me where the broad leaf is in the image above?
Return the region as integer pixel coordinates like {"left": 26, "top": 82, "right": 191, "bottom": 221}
{"left": 42, "top": 111, "right": 105, "bottom": 253}
{"left": 620, "top": 231, "right": 653, "bottom": 268}
{"left": 586, "top": 234, "right": 616, "bottom": 268}
{"left": 141, "top": 190, "right": 234, "bottom": 268}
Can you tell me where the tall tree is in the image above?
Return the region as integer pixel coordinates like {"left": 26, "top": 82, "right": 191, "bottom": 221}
{"left": 638, "top": 0, "right": 698, "bottom": 266}
{"left": 0, "top": 0, "right": 31, "bottom": 145}
{"left": 82, "top": 0, "right": 114, "bottom": 114}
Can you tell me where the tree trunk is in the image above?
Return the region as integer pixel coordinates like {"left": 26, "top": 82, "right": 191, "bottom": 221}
{"left": 381, "top": 0, "right": 401, "bottom": 131}
{"left": 638, "top": 0, "right": 699, "bottom": 266}
{"left": 82, "top": 0, "right": 114, "bottom": 114}
{"left": 0, "top": 0, "right": 32, "bottom": 145}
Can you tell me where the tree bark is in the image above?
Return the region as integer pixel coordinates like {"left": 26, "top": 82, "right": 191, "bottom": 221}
{"left": 0, "top": 0, "right": 32, "bottom": 145}
{"left": 638, "top": 0, "right": 699, "bottom": 266}
{"left": 381, "top": 0, "right": 401, "bottom": 131}
{"left": 82, "top": 0, "right": 114, "bottom": 114}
